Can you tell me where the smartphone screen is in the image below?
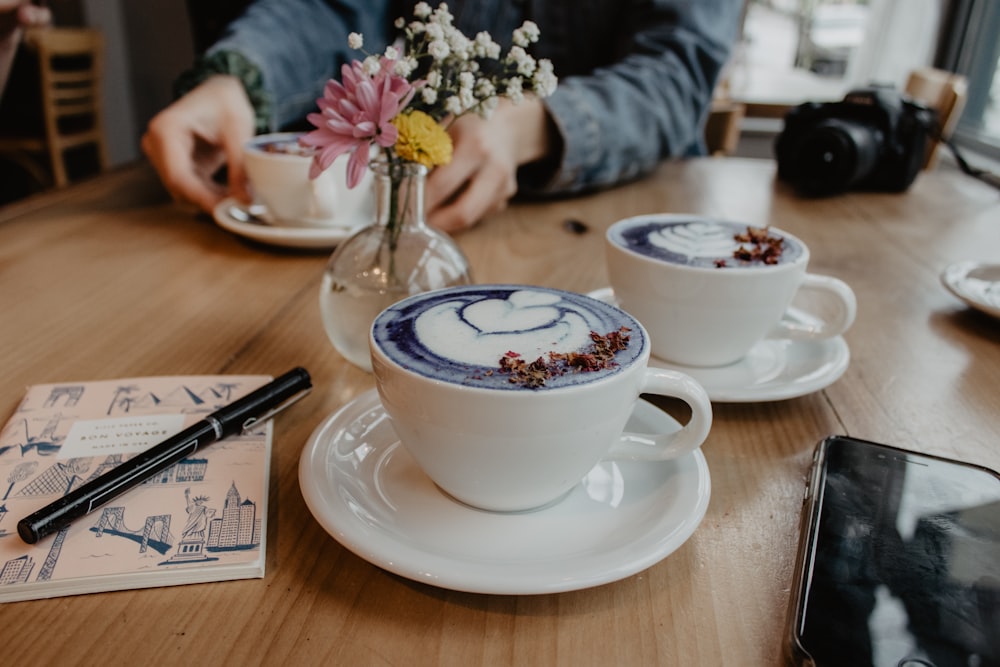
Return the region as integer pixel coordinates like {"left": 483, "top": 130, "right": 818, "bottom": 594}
{"left": 787, "top": 436, "right": 1000, "bottom": 667}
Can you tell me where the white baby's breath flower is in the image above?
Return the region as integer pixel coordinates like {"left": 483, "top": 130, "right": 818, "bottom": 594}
{"left": 459, "top": 87, "right": 476, "bottom": 111}
{"left": 448, "top": 30, "right": 472, "bottom": 60}
{"left": 505, "top": 76, "right": 525, "bottom": 104}
{"left": 408, "top": 20, "right": 426, "bottom": 34}
{"left": 394, "top": 17, "right": 405, "bottom": 29}
{"left": 362, "top": 55, "right": 381, "bottom": 76}
{"left": 393, "top": 57, "right": 414, "bottom": 77}
{"left": 458, "top": 71, "right": 475, "bottom": 90}
{"left": 425, "top": 23, "right": 444, "bottom": 41}
{"left": 432, "top": 3, "right": 454, "bottom": 26}
{"left": 519, "top": 21, "right": 540, "bottom": 43}
{"left": 414, "top": 2, "right": 432, "bottom": 18}
{"left": 421, "top": 87, "right": 438, "bottom": 105}
{"left": 533, "top": 59, "right": 557, "bottom": 97}
{"left": 474, "top": 31, "right": 500, "bottom": 59}
{"left": 348, "top": 32, "right": 363, "bottom": 50}
{"left": 444, "top": 95, "right": 464, "bottom": 115}
{"left": 428, "top": 39, "right": 450, "bottom": 60}
{"left": 426, "top": 69, "right": 442, "bottom": 88}
{"left": 508, "top": 46, "right": 537, "bottom": 77}
{"left": 384, "top": 45, "right": 400, "bottom": 60}
{"left": 475, "top": 78, "right": 496, "bottom": 98}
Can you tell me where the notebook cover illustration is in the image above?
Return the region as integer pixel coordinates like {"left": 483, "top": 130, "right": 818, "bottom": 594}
{"left": 0, "top": 375, "right": 273, "bottom": 602}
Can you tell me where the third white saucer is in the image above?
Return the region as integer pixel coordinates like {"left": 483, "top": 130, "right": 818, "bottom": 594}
{"left": 941, "top": 260, "right": 1000, "bottom": 320}
{"left": 587, "top": 287, "right": 850, "bottom": 402}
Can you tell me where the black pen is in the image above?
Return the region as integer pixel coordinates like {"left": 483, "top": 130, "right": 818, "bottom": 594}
{"left": 17, "top": 367, "right": 312, "bottom": 544}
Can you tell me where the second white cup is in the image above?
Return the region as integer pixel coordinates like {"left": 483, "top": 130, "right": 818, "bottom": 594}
{"left": 606, "top": 215, "right": 856, "bottom": 367}
{"left": 242, "top": 132, "right": 373, "bottom": 227}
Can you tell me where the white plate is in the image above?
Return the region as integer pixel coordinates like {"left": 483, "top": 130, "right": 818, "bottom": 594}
{"left": 941, "top": 260, "right": 1000, "bottom": 320}
{"left": 299, "top": 389, "right": 710, "bottom": 595}
{"left": 212, "top": 197, "right": 364, "bottom": 249}
{"left": 588, "top": 287, "right": 850, "bottom": 403}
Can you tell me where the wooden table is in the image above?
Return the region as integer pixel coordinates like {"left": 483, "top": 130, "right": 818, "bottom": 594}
{"left": 1, "top": 158, "right": 997, "bottom": 665}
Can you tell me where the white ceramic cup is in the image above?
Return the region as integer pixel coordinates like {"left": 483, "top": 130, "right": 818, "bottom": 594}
{"left": 369, "top": 284, "right": 713, "bottom": 513}
{"left": 606, "top": 214, "right": 856, "bottom": 367}
{"left": 242, "top": 132, "right": 373, "bottom": 227}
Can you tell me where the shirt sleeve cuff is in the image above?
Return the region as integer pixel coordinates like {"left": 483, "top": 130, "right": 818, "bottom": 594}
{"left": 173, "top": 50, "right": 272, "bottom": 134}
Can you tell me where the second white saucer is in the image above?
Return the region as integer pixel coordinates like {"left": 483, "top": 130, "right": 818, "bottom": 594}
{"left": 299, "top": 389, "right": 710, "bottom": 595}
{"left": 587, "top": 287, "right": 850, "bottom": 402}
{"left": 212, "top": 197, "right": 364, "bottom": 249}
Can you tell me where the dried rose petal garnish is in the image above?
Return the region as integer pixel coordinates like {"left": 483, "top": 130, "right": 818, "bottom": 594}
{"left": 497, "top": 327, "right": 631, "bottom": 389}
{"left": 726, "top": 225, "right": 785, "bottom": 266}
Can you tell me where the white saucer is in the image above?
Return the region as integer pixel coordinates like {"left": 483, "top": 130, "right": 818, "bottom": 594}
{"left": 588, "top": 287, "right": 850, "bottom": 403}
{"left": 212, "top": 197, "right": 364, "bottom": 249}
{"left": 941, "top": 260, "right": 1000, "bottom": 320}
{"left": 299, "top": 389, "right": 710, "bottom": 595}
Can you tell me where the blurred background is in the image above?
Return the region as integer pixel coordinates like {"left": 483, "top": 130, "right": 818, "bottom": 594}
{"left": 0, "top": 0, "right": 996, "bottom": 203}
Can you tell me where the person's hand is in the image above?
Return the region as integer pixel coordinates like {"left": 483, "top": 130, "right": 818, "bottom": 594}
{"left": 426, "top": 97, "right": 553, "bottom": 233}
{"left": 141, "top": 75, "right": 255, "bottom": 214}
{"left": 0, "top": 1, "right": 50, "bottom": 39}
{"left": 0, "top": 1, "right": 51, "bottom": 97}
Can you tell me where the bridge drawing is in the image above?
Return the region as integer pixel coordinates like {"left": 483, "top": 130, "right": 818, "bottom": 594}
{"left": 90, "top": 507, "right": 174, "bottom": 555}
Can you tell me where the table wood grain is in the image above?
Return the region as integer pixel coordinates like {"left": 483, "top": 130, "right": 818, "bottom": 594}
{"left": 0, "top": 158, "right": 997, "bottom": 666}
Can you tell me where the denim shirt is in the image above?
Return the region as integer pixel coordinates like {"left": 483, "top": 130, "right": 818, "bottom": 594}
{"left": 210, "top": 0, "right": 743, "bottom": 195}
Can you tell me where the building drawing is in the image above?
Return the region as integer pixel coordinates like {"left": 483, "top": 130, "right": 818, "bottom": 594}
{"left": 143, "top": 457, "right": 207, "bottom": 485}
{"left": 0, "top": 555, "right": 34, "bottom": 585}
{"left": 206, "top": 483, "right": 259, "bottom": 552}
{"left": 43, "top": 385, "right": 84, "bottom": 408}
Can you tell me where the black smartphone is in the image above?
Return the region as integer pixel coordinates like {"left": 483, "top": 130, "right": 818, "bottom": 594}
{"left": 785, "top": 435, "right": 1000, "bottom": 667}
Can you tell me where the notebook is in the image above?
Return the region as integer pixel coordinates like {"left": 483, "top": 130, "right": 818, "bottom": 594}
{"left": 0, "top": 374, "right": 273, "bottom": 602}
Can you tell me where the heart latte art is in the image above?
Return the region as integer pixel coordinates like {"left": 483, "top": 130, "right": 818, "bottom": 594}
{"left": 372, "top": 286, "right": 645, "bottom": 389}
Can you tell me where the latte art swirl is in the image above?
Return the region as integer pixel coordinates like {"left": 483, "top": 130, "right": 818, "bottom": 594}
{"left": 648, "top": 220, "right": 741, "bottom": 259}
{"left": 609, "top": 217, "right": 803, "bottom": 268}
{"left": 373, "top": 286, "right": 645, "bottom": 389}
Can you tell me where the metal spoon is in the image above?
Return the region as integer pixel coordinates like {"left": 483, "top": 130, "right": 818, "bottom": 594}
{"left": 227, "top": 204, "right": 272, "bottom": 226}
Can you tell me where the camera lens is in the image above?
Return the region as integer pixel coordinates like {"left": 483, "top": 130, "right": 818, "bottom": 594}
{"left": 789, "top": 119, "right": 881, "bottom": 196}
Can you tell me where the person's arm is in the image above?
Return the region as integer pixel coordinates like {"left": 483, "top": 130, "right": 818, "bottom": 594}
{"left": 532, "top": 0, "right": 743, "bottom": 195}
{"left": 142, "top": 0, "right": 394, "bottom": 214}
{"left": 205, "top": 0, "right": 394, "bottom": 131}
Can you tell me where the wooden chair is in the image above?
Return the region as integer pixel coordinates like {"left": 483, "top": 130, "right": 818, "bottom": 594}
{"left": 0, "top": 27, "right": 109, "bottom": 188}
{"left": 904, "top": 67, "right": 968, "bottom": 170}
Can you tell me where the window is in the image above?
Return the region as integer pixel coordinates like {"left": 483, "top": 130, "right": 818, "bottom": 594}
{"left": 942, "top": 0, "right": 1000, "bottom": 159}
{"left": 730, "top": 0, "right": 943, "bottom": 106}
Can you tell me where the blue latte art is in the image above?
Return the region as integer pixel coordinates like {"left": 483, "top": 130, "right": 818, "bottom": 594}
{"left": 372, "top": 286, "right": 645, "bottom": 389}
{"left": 610, "top": 217, "right": 803, "bottom": 268}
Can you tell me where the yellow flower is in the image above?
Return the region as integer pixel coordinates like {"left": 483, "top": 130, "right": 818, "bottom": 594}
{"left": 392, "top": 110, "right": 453, "bottom": 168}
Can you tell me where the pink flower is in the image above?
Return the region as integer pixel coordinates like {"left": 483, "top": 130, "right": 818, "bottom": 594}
{"left": 300, "top": 58, "right": 416, "bottom": 188}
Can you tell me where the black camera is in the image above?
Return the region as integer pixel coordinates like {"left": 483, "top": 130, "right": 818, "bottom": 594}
{"left": 774, "top": 86, "right": 937, "bottom": 196}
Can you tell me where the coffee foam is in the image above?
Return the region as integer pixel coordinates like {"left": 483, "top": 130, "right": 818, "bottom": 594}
{"left": 373, "top": 286, "right": 645, "bottom": 389}
{"left": 609, "top": 218, "right": 804, "bottom": 268}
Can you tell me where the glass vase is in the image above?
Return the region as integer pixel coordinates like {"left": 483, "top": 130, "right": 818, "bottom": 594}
{"left": 319, "top": 157, "right": 473, "bottom": 372}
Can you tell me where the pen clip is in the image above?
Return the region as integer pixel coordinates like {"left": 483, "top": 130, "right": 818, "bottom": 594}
{"left": 241, "top": 387, "right": 312, "bottom": 433}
